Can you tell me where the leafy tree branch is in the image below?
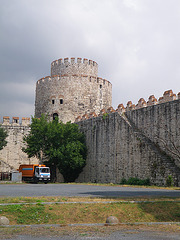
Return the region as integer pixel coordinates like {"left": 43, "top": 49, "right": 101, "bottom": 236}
{"left": 23, "top": 115, "right": 87, "bottom": 182}
{"left": 0, "top": 125, "right": 8, "bottom": 151}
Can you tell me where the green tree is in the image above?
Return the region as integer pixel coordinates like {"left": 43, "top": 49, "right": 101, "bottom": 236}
{"left": 0, "top": 125, "right": 8, "bottom": 150}
{"left": 23, "top": 115, "right": 87, "bottom": 182}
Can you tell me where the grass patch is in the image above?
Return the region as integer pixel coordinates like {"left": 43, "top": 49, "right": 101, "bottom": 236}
{"left": 66, "top": 182, "right": 180, "bottom": 190}
{"left": 0, "top": 200, "right": 180, "bottom": 225}
{"left": 0, "top": 204, "right": 52, "bottom": 225}
{"left": 0, "top": 196, "right": 119, "bottom": 204}
{"left": 0, "top": 196, "right": 180, "bottom": 204}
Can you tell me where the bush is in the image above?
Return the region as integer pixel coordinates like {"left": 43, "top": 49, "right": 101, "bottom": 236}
{"left": 120, "top": 178, "right": 127, "bottom": 184}
{"left": 102, "top": 113, "right": 108, "bottom": 120}
{"left": 120, "top": 177, "right": 150, "bottom": 186}
{"left": 166, "top": 175, "right": 174, "bottom": 187}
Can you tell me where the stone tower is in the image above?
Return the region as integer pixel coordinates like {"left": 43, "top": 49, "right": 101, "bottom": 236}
{"left": 35, "top": 57, "right": 112, "bottom": 122}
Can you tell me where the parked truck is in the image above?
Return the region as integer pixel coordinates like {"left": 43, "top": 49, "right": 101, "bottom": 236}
{"left": 18, "top": 164, "right": 50, "bottom": 183}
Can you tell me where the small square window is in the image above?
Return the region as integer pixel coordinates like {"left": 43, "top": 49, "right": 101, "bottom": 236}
{"left": 60, "top": 99, "right": 63, "bottom": 104}
{"left": 52, "top": 99, "right": 55, "bottom": 104}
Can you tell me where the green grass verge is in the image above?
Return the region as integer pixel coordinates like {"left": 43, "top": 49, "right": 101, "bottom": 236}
{"left": 0, "top": 196, "right": 180, "bottom": 204}
{"left": 0, "top": 198, "right": 180, "bottom": 225}
{"left": 1, "top": 182, "right": 180, "bottom": 190}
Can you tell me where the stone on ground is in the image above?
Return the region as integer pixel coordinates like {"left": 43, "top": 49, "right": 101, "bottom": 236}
{"left": 106, "top": 216, "right": 119, "bottom": 225}
{"left": 0, "top": 216, "right": 9, "bottom": 225}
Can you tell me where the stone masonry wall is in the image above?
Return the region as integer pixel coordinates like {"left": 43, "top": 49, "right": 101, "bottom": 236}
{"left": 51, "top": 58, "right": 98, "bottom": 77}
{"left": 35, "top": 58, "right": 112, "bottom": 123}
{"left": 0, "top": 117, "right": 38, "bottom": 173}
{"left": 126, "top": 99, "right": 180, "bottom": 168}
{"left": 76, "top": 98, "right": 180, "bottom": 186}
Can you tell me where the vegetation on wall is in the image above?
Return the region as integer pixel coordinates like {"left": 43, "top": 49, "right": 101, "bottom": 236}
{"left": 23, "top": 115, "right": 87, "bottom": 182}
{"left": 102, "top": 113, "right": 109, "bottom": 120}
{"left": 166, "top": 175, "right": 174, "bottom": 187}
{"left": 0, "top": 125, "right": 8, "bottom": 151}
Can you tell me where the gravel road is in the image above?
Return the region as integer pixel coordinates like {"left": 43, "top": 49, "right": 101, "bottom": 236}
{"left": 3, "top": 229, "right": 180, "bottom": 240}
{"left": 0, "top": 184, "right": 180, "bottom": 198}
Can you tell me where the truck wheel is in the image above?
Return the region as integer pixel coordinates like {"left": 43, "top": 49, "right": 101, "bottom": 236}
{"left": 34, "top": 178, "right": 38, "bottom": 184}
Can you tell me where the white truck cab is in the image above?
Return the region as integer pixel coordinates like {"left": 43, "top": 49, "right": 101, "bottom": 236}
{"left": 34, "top": 167, "right": 50, "bottom": 183}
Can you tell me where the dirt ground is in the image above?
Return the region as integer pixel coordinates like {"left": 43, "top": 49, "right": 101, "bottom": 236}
{"left": 1, "top": 223, "right": 180, "bottom": 240}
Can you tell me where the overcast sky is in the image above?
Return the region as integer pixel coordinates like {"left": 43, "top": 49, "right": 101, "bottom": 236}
{"left": 1, "top": 0, "right": 180, "bottom": 121}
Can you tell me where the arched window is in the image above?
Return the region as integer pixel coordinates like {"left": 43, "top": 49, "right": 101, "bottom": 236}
{"left": 53, "top": 113, "right": 58, "bottom": 120}
{"left": 60, "top": 99, "right": 63, "bottom": 104}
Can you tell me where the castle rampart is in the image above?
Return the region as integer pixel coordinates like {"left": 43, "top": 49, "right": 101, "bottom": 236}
{"left": 1, "top": 116, "right": 30, "bottom": 126}
{"left": 75, "top": 90, "right": 180, "bottom": 121}
{"left": 76, "top": 95, "right": 180, "bottom": 186}
{"left": 0, "top": 117, "right": 38, "bottom": 173}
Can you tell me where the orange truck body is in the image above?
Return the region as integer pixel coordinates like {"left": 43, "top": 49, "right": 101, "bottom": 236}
{"left": 18, "top": 164, "right": 46, "bottom": 178}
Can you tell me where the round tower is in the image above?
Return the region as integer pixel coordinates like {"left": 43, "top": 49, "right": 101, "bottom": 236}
{"left": 35, "top": 57, "right": 112, "bottom": 122}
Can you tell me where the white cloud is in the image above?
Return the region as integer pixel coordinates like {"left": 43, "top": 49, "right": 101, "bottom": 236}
{"left": 123, "top": 0, "right": 142, "bottom": 11}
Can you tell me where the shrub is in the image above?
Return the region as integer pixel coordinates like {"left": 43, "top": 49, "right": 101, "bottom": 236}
{"left": 102, "top": 113, "right": 109, "bottom": 120}
{"left": 166, "top": 175, "right": 174, "bottom": 187}
{"left": 120, "top": 178, "right": 127, "bottom": 184}
{"left": 120, "top": 177, "right": 150, "bottom": 186}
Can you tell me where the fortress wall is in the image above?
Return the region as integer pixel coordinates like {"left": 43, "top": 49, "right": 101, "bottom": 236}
{"left": 0, "top": 119, "right": 39, "bottom": 172}
{"left": 0, "top": 99, "right": 179, "bottom": 185}
{"left": 126, "top": 99, "right": 180, "bottom": 168}
{"left": 76, "top": 113, "right": 145, "bottom": 183}
{"left": 76, "top": 99, "right": 180, "bottom": 186}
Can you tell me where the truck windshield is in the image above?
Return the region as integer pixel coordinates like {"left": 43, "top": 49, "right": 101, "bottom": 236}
{"left": 40, "top": 168, "right": 50, "bottom": 173}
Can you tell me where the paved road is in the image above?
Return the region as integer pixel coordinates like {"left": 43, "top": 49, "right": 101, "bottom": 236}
{"left": 2, "top": 229, "right": 180, "bottom": 240}
{"left": 0, "top": 184, "right": 180, "bottom": 198}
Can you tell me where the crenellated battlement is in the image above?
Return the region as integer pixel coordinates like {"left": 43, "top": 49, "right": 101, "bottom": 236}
{"left": 51, "top": 57, "right": 98, "bottom": 77}
{"left": 75, "top": 90, "right": 180, "bottom": 122}
{"left": 0, "top": 117, "right": 30, "bottom": 126}
{"left": 36, "top": 74, "right": 111, "bottom": 86}
{"left": 51, "top": 57, "right": 98, "bottom": 68}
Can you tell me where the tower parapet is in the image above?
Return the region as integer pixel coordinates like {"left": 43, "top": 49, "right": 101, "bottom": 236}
{"left": 51, "top": 57, "right": 98, "bottom": 78}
